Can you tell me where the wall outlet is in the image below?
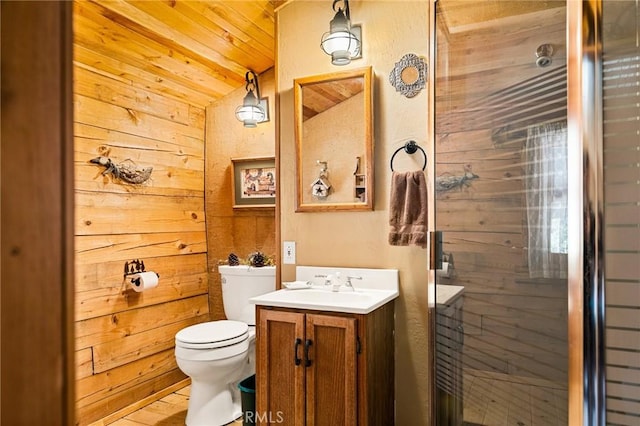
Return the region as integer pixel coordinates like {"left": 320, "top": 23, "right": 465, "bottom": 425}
{"left": 283, "top": 241, "right": 296, "bottom": 264}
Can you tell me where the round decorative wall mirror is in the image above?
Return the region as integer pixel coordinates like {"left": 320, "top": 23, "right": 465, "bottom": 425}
{"left": 389, "top": 53, "right": 428, "bottom": 98}
{"left": 401, "top": 66, "right": 420, "bottom": 85}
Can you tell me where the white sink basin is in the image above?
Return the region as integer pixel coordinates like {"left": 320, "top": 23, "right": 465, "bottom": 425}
{"left": 250, "top": 266, "right": 399, "bottom": 314}
{"left": 250, "top": 287, "right": 397, "bottom": 314}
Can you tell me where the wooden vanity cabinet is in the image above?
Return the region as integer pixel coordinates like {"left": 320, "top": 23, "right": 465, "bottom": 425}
{"left": 256, "top": 302, "right": 394, "bottom": 426}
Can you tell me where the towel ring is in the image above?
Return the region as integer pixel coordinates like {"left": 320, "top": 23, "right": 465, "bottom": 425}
{"left": 390, "top": 140, "right": 427, "bottom": 171}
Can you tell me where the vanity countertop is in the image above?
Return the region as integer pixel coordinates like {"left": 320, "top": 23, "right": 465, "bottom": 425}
{"left": 250, "top": 265, "right": 399, "bottom": 314}
{"left": 436, "top": 284, "right": 465, "bottom": 306}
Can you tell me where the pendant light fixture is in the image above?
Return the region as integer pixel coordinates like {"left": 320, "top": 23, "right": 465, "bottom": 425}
{"left": 320, "top": 0, "right": 362, "bottom": 66}
{"left": 235, "top": 70, "right": 268, "bottom": 128}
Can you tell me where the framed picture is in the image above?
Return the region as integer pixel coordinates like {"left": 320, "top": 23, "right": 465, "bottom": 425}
{"left": 231, "top": 157, "right": 276, "bottom": 208}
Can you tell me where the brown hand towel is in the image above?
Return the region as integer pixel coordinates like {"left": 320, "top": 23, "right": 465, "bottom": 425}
{"left": 389, "top": 171, "right": 428, "bottom": 247}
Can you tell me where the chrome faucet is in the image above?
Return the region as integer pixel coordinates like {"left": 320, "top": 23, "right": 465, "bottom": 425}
{"left": 330, "top": 272, "right": 362, "bottom": 292}
{"left": 344, "top": 275, "right": 362, "bottom": 291}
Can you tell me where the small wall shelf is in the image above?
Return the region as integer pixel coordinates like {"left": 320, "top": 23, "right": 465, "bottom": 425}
{"left": 354, "top": 174, "right": 366, "bottom": 202}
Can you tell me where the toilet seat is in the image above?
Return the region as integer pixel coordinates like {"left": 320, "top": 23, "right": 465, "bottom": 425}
{"left": 176, "top": 320, "right": 248, "bottom": 350}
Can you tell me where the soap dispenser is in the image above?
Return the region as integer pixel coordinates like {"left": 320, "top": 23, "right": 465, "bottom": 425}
{"left": 331, "top": 272, "right": 342, "bottom": 292}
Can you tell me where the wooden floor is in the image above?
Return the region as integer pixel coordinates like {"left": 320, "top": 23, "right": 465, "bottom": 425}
{"left": 463, "top": 369, "right": 568, "bottom": 426}
{"left": 109, "top": 385, "right": 243, "bottom": 426}
{"left": 103, "top": 370, "right": 566, "bottom": 426}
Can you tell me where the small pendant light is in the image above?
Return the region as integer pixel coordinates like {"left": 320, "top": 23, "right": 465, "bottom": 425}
{"left": 235, "top": 70, "right": 267, "bottom": 128}
{"left": 320, "top": 0, "right": 362, "bottom": 66}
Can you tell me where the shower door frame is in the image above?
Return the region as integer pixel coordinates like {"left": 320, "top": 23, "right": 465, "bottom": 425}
{"left": 427, "top": 1, "right": 606, "bottom": 425}
{"left": 567, "top": 1, "right": 605, "bottom": 424}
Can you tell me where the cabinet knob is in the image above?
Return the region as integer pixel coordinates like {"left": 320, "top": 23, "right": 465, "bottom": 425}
{"left": 456, "top": 325, "right": 464, "bottom": 348}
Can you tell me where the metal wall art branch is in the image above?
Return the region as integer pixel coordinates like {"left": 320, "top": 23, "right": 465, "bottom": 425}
{"left": 90, "top": 156, "right": 153, "bottom": 185}
{"left": 436, "top": 164, "right": 479, "bottom": 192}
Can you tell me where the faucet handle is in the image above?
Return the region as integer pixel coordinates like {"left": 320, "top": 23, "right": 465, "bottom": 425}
{"left": 326, "top": 274, "right": 335, "bottom": 287}
{"left": 344, "top": 275, "right": 362, "bottom": 290}
{"left": 314, "top": 274, "right": 332, "bottom": 286}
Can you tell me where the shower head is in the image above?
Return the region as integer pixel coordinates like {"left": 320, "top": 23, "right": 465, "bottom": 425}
{"left": 536, "top": 44, "right": 554, "bottom": 68}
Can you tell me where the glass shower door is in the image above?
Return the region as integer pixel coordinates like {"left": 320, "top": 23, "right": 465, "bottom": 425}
{"left": 603, "top": 1, "right": 640, "bottom": 423}
{"left": 433, "top": 1, "right": 569, "bottom": 424}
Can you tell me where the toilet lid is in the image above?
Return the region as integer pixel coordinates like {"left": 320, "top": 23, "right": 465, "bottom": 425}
{"left": 175, "top": 320, "right": 249, "bottom": 349}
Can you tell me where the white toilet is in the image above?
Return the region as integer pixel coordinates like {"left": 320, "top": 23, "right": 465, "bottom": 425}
{"left": 175, "top": 265, "right": 275, "bottom": 426}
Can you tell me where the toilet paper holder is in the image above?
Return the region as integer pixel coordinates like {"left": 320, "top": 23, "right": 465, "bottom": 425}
{"left": 123, "top": 259, "right": 159, "bottom": 284}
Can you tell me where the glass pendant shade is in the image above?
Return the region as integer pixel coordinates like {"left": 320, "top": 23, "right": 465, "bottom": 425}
{"left": 321, "top": 8, "right": 361, "bottom": 66}
{"left": 235, "top": 75, "right": 266, "bottom": 128}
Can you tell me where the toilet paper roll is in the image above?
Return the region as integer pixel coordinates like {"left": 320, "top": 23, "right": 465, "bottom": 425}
{"left": 130, "top": 271, "right": 159, "bottom": 292}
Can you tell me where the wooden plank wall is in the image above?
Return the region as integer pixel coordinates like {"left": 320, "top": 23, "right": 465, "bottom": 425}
{"left": 73, "top": 2, "right": 210, "bottom": 423}
{"left": 435, "top": 5, "right": 568, "bottom": 382}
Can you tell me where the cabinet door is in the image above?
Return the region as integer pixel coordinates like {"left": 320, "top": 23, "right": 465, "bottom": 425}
{"left": 305, "top": 314, "right": 357, "bottom": 426}
{"left": 257, "top": 309, "right": 305, "bottom": 426}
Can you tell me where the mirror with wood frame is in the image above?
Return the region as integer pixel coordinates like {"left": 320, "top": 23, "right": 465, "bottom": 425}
{"left": 294, "top": 66, "right": 374, "bottom": 212}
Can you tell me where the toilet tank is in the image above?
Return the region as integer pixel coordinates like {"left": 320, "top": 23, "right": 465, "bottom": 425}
{"left": 219, "top": 265, "right": 276, "bottom": 325}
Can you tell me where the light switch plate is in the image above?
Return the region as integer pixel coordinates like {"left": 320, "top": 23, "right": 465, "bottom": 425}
{"left": 283, "top": 241, "right": 296, "bottom": 264}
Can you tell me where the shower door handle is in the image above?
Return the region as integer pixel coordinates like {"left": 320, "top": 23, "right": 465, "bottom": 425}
{"left": 429, "top": 231, "right": 443, "bottom": 271}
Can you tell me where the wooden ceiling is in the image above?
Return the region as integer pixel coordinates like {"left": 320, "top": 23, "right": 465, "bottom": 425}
{"left": 439, "top": 1, "right": 566, "bottom": 34}
{"left": 74, "top": 0, "right": 280, "bottom": 108}
{"left": 73, "top": 0, "right": 574, "bottom": 109}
